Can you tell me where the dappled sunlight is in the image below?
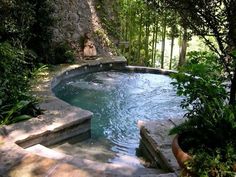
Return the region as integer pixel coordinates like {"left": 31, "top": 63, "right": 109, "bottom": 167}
{"left": 47, "top": 110, "right": 61, "bottom": 116}
{"left": 26, "top": 144, "right": 67, "bottom": 160}
{"left": 111, "top": 154, "right": 146, "bottom": 167}
{"left": 9, "top": 155, "right": 57, "bottom": 177}
{"left": 47, "top": 122, "right": 64, "bottom": 131}
{"left": 5, "top": 115, "right": 56, "bottom": 135}
{"left": 51, "top": 138, "right": 116, "bottom": 163}
{"left": 87, "top": 0, "right": 102, "bottom": 33}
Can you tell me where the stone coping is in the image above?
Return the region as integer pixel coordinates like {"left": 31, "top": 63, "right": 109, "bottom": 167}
{"left": 0, "top": 56, "right": 127, "bottom": 145}
{"left": 0, "top": 56, "right": 127, "bottom": 175}
{"left": 124, "top": 66, "right": 177, "bottom": 75}
{"left": 138, "top": 119, "right": 184, "bottom": 176}
{"left": 0, "top": 56, "right": 180, "bottom": 176}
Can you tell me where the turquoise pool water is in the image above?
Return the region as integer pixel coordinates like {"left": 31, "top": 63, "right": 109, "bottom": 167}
{"left": 52, "top": 71, "right": 184, "bottom": 167}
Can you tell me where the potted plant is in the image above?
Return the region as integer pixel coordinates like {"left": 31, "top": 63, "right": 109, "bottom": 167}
{"left": 143, "top": 0, "right": 236, "bottom": 176}
{"left": 169, "top": 51, "right": 236, "bottom": 176}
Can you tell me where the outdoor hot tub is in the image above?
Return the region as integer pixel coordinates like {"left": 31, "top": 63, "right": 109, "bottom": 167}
{"left": 50, "top": 59, "right": 185, "bottom": 169}
{"left": 0, "top": 57, "right": 183, "bottom": 176}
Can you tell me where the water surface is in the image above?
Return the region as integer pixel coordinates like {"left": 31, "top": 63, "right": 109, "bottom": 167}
{"left": 52, "top": 71, "right": 184, "bottom": 167}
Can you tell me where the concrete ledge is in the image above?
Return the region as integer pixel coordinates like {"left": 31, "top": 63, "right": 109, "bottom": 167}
{"left": 124, "top": 66, "right": 177, "bottom": 75}
{"left": 138, "top": 119, "right": 183, "bottom": 175}
{"left": 51, "top": 56, "right": 127, "bottom": 88}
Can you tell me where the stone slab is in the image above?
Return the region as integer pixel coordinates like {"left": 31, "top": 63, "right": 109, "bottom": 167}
{"left": 140, "top": 174, "right": 177, "bottom": 177}
{"left": 9, "top": 154, "right": 58, "bottom": 177}
{"left": 0, "top": 139, "right": 27, "bottom": 175}
{"left": 125, "top": 66, "right": 177, "bottom": 75}
{"left": 139, "top": 119, "right": 183, "bottom": 174}
{"left": 48, "top": 163, "right": 104, "bottom": 177}
{"left": 25, "top": 144, "right": 68, "bottom": 160}
{"left": 4, "top": 109, "right": 92, "bottom": 146}
{"left": 25, "top": 143, "right": 166, "bottom": 177}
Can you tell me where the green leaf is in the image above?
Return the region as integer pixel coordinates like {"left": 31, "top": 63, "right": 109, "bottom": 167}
{"left": 12, "top": 115, "right": 32, "bottom": 123}
{"left": 5, "top": 100, "right": 30, "bottom": 120}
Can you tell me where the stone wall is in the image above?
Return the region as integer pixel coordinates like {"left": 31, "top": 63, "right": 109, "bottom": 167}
{"left": 51, "top": 0, "right": 116, "bottom": 57}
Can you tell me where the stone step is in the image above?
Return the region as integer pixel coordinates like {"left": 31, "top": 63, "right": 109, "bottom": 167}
{"left": 138, "top": 119, "right": 182, "bottom": 173}
{"left": 26, "top": 144, "right": 169, "bottom": 177}
{"left": 139, "top": 174, "right": 177, "bottom": 177}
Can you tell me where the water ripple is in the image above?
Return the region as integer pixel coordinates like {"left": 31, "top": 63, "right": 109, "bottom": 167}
{"left": 53, "top": 71, "right": 185, "bottom": 166}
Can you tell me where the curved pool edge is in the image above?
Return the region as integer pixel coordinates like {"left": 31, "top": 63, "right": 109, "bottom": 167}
{"left": 0, "top": 56, "right": 128, "bottom": 147}
{"left": 0, "top": 56, "right": 180, "bottom": 176}
{"left": 0, "top": 56, "right": 129, "bottom": 176}
{"left": 51, "top": 56, "right": 128, "bottom": 90}
{"left": 124, "top": 66, "right": 177, "bottom": 75}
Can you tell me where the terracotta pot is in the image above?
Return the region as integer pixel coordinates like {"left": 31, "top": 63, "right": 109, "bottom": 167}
{"left": 172, "top": 135, "right": 192, "bottom": 168}
{"left": 172, "top": 135, "right": 194, "bottom": 176}
{"left": 172, "top": 135, "right": 236, "bottom": 176}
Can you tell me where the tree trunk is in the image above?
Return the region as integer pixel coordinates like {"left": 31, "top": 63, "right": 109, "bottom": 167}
{"left": 228, "top": 1, "right": 236, "bottom": 105}
{"left": 178, "top": 28, "right": 188, "bottom": 68}
{"left": 145, "top": 23, "right": 150, "bottom": 65}
{"left": 137, "top": 13, "right": 143, "bottom": 64}
{"left": 169, "top": 35, "right": 175, "bottom": 70}
{"left": 229, "top": 67, "right": 236, "bottom": 105}
{"left": 153, "top": 20, "right": 159, "bottom": 67}
{"left": 161, "top": 15, "right": 167, "bottom": 69}
{"left": 127, "top": 2, "right": 133, "bottom": 64}
{"left": 151, "top": 26, "right": 156, "bottom": 67}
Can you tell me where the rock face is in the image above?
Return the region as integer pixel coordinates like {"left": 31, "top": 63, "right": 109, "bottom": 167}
{"left": 51, "top": 0, "right": 115, "bottom": 57}
{"left": 51, "top": 0, "right": 91, "bottom": 43}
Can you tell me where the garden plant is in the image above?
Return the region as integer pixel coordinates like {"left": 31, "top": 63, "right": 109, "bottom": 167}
{"left": 143, "top": 0, "right": 236, "bottom": 176}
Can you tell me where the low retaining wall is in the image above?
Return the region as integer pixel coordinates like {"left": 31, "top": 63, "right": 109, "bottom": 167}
{"left": 138, "top": 120, "right": 182, "bottom": 175}
{"left": 124, "top": 66, "right": 177, "bottom": 75}
{"left": 51, "top": 57, "right": 127, "bottom": 88}
{"left": 0, "top": 57, "right": 127, "bottom": 149}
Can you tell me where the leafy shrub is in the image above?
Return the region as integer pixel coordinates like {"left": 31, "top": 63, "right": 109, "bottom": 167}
{"left": 0, "top": 42, "right": 40, "bottom": 125}
{"left": 0, "top": 0, "right": 54, "bottom": 61}
{"left": 0, "top": 0, "right": 36, "bottom": 44}
{"left": 185, "top": 145, "right": 236, "bottom": 177}
{"left": 27, "top": 0, "right": 54, "bottom": 63}
{"left": 0, "top": 0, "right": 54, "bottom": 125}
{"left": 52, "top": 42, "right": 76, "bottom": 64}
{"left": 170, "top": 51, "right": 236, "bottom": 176}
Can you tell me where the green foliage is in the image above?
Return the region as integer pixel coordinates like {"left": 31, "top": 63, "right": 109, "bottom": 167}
{"left": 0, "top": 42, "right": 40, "bottom": 125}
{"left": 186, "top": 51, "right": 223, "bottom": 76}
{"left": 118, "top": 0, "right": 155, "bottom": 65}
{"left": 115, "top": 0, "right": 181, "bottom": 68}
{"left": 171, "top": 51, "right": 226, "bottom": 110}
{"left": 0, "top": 0, "right": 36, "bottom": 44}
{"left": 155, "top": 0, "right": 236, "bottom": 104}
{"left": 95, "top": 0, "right": 120, "bottom": 38}
{"left": 185, "top": 146, "right": 236, "bottom": 177}
{"left": 170, "top": 51, "right": 236, "bottom": 175}
{"left": 52, "top": 42, "right": 76, "bottom": 64}
{"left": 28, "top": 0, "right": 54, "bottom": 63}
{"left": 170, "top": 100, "right": 236, "bottom": 150}
{"left": 2, "top": 101, "right": 32, "bottom": 124}
{"left": 0, "top": 0, "right": 54, "bottom": 61}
